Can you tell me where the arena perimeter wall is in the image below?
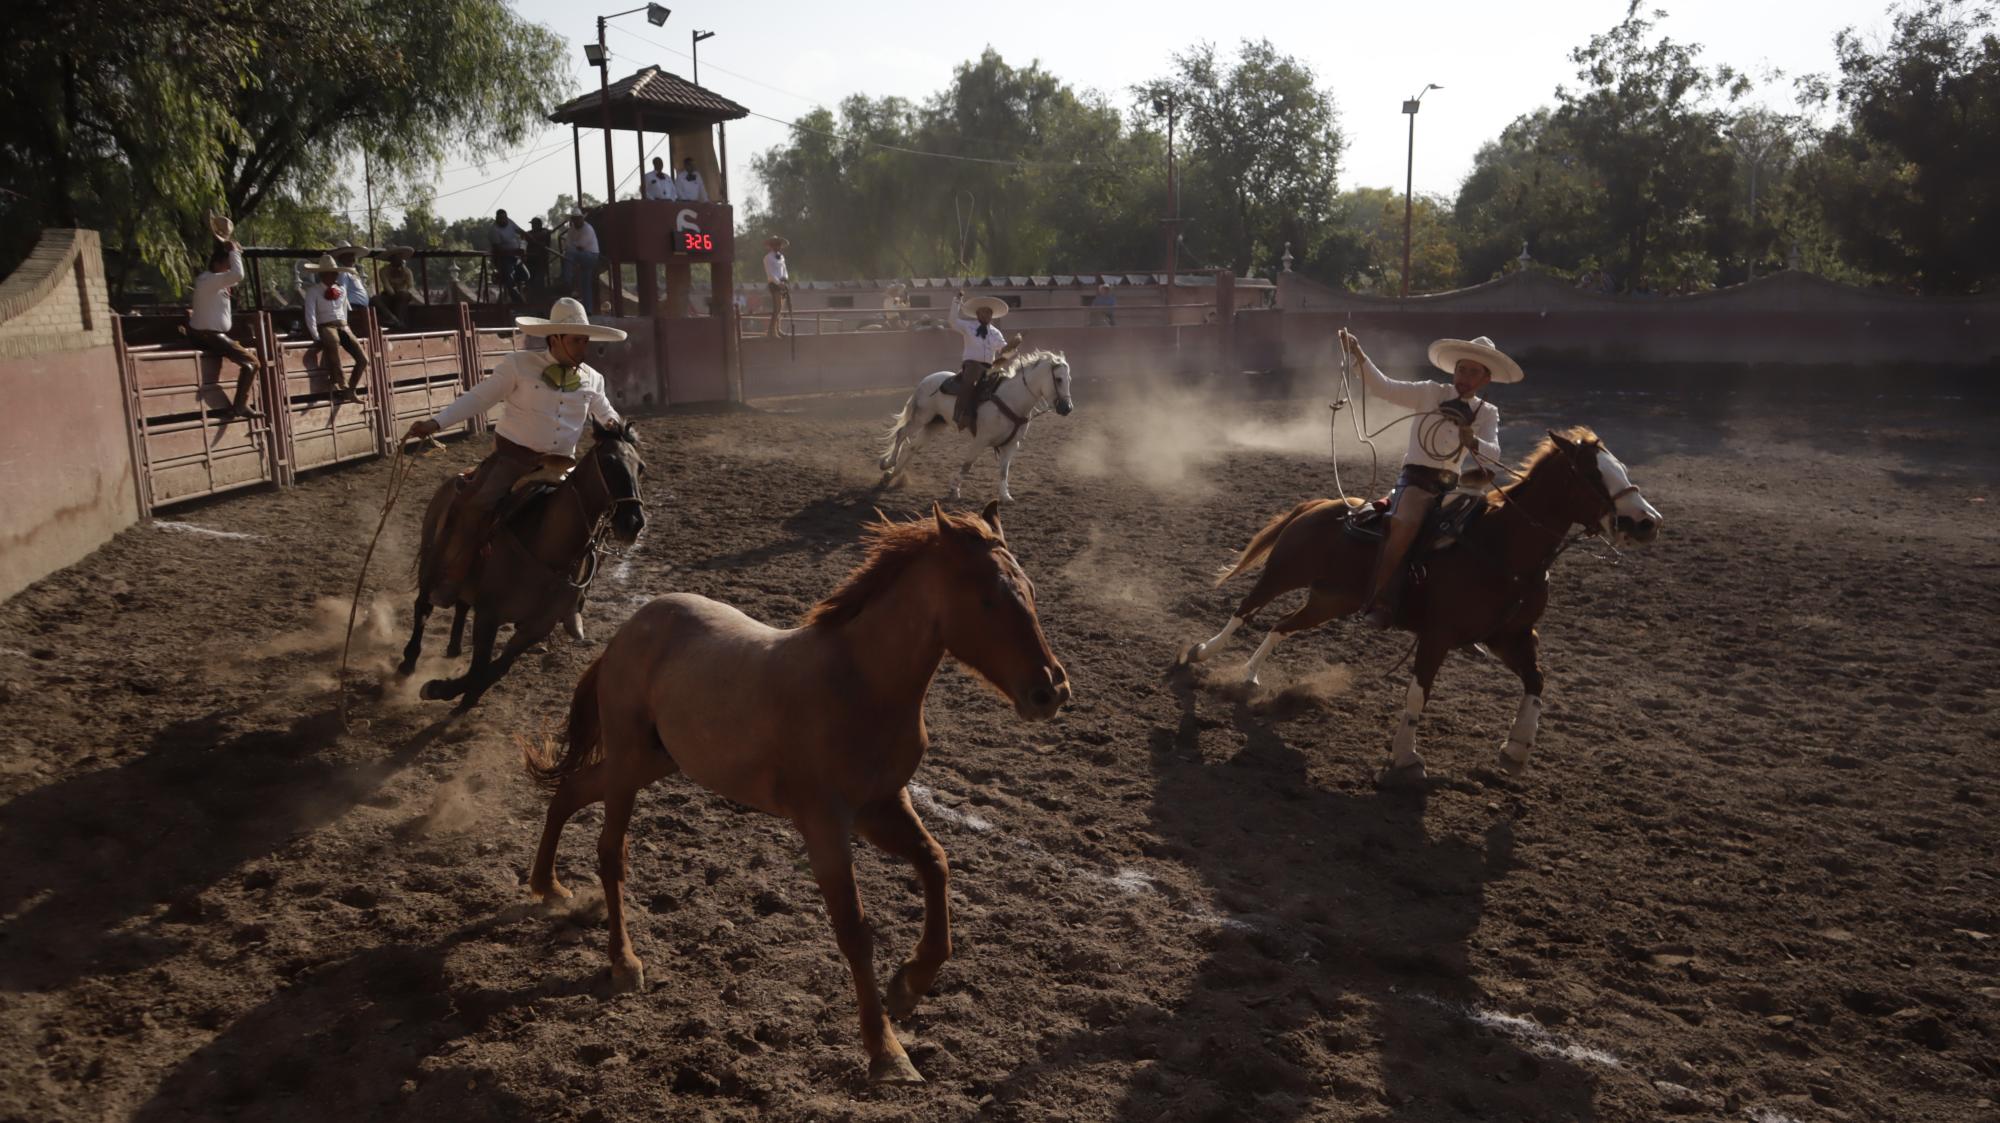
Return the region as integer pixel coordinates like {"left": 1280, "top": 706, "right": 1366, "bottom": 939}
{"left": 0, "top": 230, "right": 140, "bottom": 602}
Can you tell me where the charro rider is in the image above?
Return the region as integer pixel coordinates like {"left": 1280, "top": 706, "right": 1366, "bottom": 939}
{"left": 402, "top": 297, "right": 627, "bottom": 609}
{"left": 948, "top": 290, "right": 1021, "bottom": 432}
{"left": 1337, "top": 327, "right": 1521, "bottom": 629}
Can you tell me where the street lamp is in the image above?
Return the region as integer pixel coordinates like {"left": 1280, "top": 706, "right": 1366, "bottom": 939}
{"left": 693, "top": 29, "right": 714, "bottom": 86}
{"left": 1400, "top": 83, "right": 1441, "bottom": 299}
{"left": 1150, "top": 91, "right": 1181, "bottom": 313}
{"left": 591, "top": 6, "right": 673, "bottom": 204}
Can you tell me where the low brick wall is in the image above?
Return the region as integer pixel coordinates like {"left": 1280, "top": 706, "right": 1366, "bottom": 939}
{"left": 0, "top": 230, "right": 140, "bottom": 602}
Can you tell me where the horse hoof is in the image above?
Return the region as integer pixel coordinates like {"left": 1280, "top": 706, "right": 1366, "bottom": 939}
{"left": 445, "top": 644, "right": 462, "bottom": 659}
{"left": 1498, "top": 748, "right": 1531, "bottom": 776}
{"left": 396, "top": 660, "right": 415, "bottom": 677}
{"left": 419, "top": 679, "right": 450, "bottom": 700}
{"left": 868, "top": 1051, "right": 925, "bottom": 1085}
{"left": 1176, "top": 642, "right": 1207, "bottom": 667}
{"left": 529, "top": 879, "right": 573, "bottom": 903}
{"left": 1377, "top": 760, "right": 1428, "bottom": 789}
{"left": 609, "top": 960, "right": 646, "bottom": 993}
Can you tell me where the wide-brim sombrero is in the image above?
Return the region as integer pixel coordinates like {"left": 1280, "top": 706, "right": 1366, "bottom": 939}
{"left": 1428, "top": 336, "right": 1523, "bottom": 384}
{"left": 300, "top": 253, "right": 357, "bottom": 275}
{"left": 515, "top": 296, "right": 628, "bottom": 341}
{"left": 959, "top": 295, "right": 1009, "bottom": 320}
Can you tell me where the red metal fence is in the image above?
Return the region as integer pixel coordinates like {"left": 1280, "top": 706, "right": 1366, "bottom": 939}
{"left": 112, "top": 304, "right": 523, "bottom": 515}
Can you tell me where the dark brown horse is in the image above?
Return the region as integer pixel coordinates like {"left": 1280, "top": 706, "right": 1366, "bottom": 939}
{"left": 1179, "top": 427, "right": 1662, "bottom": 781}
{"left": 523, "top": 502, "right": 1069, "bottom": 1084}
{"left": 400, "top": 422, "right": 646, "bottom": 712}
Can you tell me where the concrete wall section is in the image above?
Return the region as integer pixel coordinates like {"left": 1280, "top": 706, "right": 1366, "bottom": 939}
{"left": 0, "top": 230, "right": 138, "bottom": 602}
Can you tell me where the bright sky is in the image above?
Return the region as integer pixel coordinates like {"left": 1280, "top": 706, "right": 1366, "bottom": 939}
{"left": 402, "top": 0, "right": 1901, "bottom": 229}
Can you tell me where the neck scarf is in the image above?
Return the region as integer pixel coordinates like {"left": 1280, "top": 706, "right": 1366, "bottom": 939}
{"left": 975, "top": 322, "right": 990, "bottom": 339}
{"left": 542, "top": 362, "right": 582, "bottom": 392}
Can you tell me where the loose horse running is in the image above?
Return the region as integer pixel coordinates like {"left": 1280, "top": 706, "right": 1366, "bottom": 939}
{"left": 525, "top": 502, "right": 1070, "bottom": 1083}
{"left": 1181, "top": 428, "right": 1662, "bottom": 781}
{"left": 878, "top": 350, "right": 1074, "bottom": 501}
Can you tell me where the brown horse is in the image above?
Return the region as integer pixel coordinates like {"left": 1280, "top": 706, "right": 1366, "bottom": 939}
{"left": 400, "top": 421, "right": 646, "bottom": 712}
{"left": 1179, "top": 427, "right": 1662, "bottom": 781}
{"left": 523, "top": 501, "right": 1070, "bottom": 1083}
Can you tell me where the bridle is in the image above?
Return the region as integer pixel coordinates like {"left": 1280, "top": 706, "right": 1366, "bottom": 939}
{"left": 1471, "top": 440, "right": 1639, "bottom": 568}
{"left": 549, "top": 439, "right": 645, "bottom": 590}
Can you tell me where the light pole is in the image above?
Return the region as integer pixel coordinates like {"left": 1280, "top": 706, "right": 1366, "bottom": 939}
{"left": 1400, "top": 83, "right": 1441, "bottom": 299}
{"left": 692, "top": 29, "right": 714, "bottom": 85}
{"left": 1151, "top": 91, "right": 1181, "bottom": 318}
{"left": 588, "top": 4, "right": 671, "bottom": 204}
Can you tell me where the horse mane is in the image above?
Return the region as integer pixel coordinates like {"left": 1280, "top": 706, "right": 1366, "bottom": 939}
{"left": 995, "top": 348, "right": 1063, "bottom": 379}
{"left": 1491, "top": 425, "right": 1600, "bottom": 505}
{"left": 802, "top": 509, "right": 998, "bottom": 627}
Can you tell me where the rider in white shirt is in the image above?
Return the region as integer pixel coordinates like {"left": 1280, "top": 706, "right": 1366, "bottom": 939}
{"left": 947, "top": 292, "right": 1020, "bottom": 432}
{"left": 1338, "top": 328, "right": 1518, "bottom": 628}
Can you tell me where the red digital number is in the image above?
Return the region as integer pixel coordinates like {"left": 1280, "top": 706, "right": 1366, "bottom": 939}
{"left": 681, "top": 232, "right": 713, "bottom": 252}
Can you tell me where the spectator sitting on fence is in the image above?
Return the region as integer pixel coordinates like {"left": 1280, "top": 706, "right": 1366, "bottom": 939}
{"left": 299, "top": 253, "right": 371, "bottom": 403}
{"left": 186, "top": 237, "right": 263, "bottom": 420}
{"left": 673, "top": 157, "right": 709, "bottom": 203}
{"left": 491, "top": 210, "right": 528, "bottom": 303}
{"left": 330, "top": 240, "right": 387, "bottom": 326}
{"left": 375, "top": 246, "right": 420, "bottom": 324}
{"left": 1089, "top": 282, "right": 1117, "bottom": 326}
{"left": 642, "top": 157, "right": 674, "bottom": 201}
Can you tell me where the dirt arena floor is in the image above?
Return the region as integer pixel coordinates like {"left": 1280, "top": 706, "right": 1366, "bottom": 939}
{"left": 1, "top": 364, "right": 1995, "bottom": 1122}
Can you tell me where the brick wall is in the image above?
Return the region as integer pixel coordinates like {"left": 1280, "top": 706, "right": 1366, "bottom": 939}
{"left": 0, "top": 229, "right": 139, "bottom": 602}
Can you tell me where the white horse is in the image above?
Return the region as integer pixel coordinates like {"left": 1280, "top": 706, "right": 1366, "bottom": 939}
{"left": 878, "top": 350, "right": 1075, "bottom": 502}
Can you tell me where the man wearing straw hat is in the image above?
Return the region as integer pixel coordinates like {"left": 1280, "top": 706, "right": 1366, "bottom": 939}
{"left": 374, "top": 246, "right": 420, "bottom": 325}
{"left": 403, "top": 297, "right": 626, "bottom": 609}
{"left": 1337, "top": 328, "right": 1518, "bottom": 629}
{"left": 300, "top": 253, "right": 371, "bottom": 403}
{"left": 762, "top": 235, "right": 791, "bottom": 338}
{"left": 947, "top": 290, "right": 1021, "bottom": 432}
{"left": 186, "top": 227, "right": 264, "bottom": 420}
{"left": 330, "top": 240, "right": 376, "bottom": 315}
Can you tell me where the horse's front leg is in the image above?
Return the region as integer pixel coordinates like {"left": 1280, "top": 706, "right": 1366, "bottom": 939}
{"left": 453, "top": 615, "right": 552, "bottom": 712}
{"left": 399, "top": 593, "right": 432, "bottom": 676}
{"left": 445, "top": 604, "right": 468, "bottom": 658}
{"left": 1382, "top": 636, "right": 1450, "bottom": 786}
{"left": 422, "top": 606, "right": 500, "bottom": 702}
{"left": 1485, "top": 628, "right": 1545, "bottom": 775}
{"left": 858, "top": 790, "right": 951, "bottom": 1021}
{"left": 994, "top": 439, "right": 1021, "bottom": 502}
{"left": 947, "top": 440, "right": 980, "bottom": 501}
{"left": 798, "top": 811, "right": 922, "bottom": 1084}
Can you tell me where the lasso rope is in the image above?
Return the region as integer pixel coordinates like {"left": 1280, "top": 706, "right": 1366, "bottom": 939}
{"left": 336, "top": 434, "right": 435, "bottom": 728}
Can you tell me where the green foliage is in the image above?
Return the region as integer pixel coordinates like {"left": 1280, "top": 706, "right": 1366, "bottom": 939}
{"left": 0, "top": 0, "right": 568, "bottom": 294}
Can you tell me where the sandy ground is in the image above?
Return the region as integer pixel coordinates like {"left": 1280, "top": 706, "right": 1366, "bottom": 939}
{"left": 1, "top": 365, "right": 1996, "bottom": 1122}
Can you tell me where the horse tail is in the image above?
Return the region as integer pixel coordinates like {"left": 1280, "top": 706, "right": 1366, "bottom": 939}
{"left": 880, "top": 394, "right": 920, "bottom": 466}
{"left": 1214, "top": 499, "right": 1329, "bottom": 586}
{"left": 525, "top": 654, "right": 605, "bottom": 793}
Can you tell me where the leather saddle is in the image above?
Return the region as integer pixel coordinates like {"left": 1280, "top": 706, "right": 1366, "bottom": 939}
{"left": 1342, "top": 490, "right": 1485, "bottom": 556}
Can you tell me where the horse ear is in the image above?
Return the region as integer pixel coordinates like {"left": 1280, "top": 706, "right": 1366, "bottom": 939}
{"left": 1546, "top": 428, "right": 1571, "bottom": 449}
{"left": 933, "top": 501, "right": 950, "bottom": 536}
{"left": 621, "top": 422, "right": 639, "bottom": 445}
{"left": 979, "top": 499, "right": 1004, "bottom": 538}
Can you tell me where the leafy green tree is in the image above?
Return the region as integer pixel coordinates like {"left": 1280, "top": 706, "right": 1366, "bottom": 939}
{"left": 1808, "top": 0, "right": 2000, "bottom": 292}
{"left": 1450, "top": 109, "right": 1606, "bottom": 284}
{"left": 1137, "top": 40, "right": 1345, "bottom": 275}
{"left": 1310, "top": 188, "right": 1460, "bottom": 293}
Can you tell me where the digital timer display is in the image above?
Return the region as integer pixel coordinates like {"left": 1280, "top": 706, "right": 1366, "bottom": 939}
{"left": 679, "top": 231, "right": 715, "bottom": 253}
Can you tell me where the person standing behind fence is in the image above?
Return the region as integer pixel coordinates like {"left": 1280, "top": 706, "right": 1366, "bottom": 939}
{"left": 762, "top": 235, "right": 791, "bottom": 338}
{"left": 564, "top": 214, "right": 601, "bottom": 312}
{"left": 299, "top": 253, "right": 370, "bottom": 403}
{"left": 642, "top": 157, "right": 674, "bottom": 201}
{"left": 525, "top": 217, "right": 553, "bottom": 294}
{"left": 186, "top": 238, "right": 263, "bottom": 419}
{"left": 1089, "top": 282, "right": 1117, "bottom": 326}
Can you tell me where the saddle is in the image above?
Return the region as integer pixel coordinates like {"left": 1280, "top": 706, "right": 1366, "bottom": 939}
{"left": 1342, "top": 490, "right": 1485, "bottom": 557}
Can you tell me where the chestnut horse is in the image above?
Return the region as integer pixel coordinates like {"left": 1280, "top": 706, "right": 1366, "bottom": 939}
{"left": 523, "top": 502, "right": 1070, "bottom": 1083}
{"left": 400, "top": 422, "right": 647, "bottom": 712}
{"left": 1179, "top": 428, "right": 1662, "bottom": 781}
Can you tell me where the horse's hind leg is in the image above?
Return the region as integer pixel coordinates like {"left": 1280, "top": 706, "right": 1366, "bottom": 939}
{"left": 1179, "top": 564, "right": 1286, "bottom": 671}
{"left": 530, "top": 761, "right": 605, "bottom": 902}
{"left": 857, "top": 790, "right": 951, "bottom": 1021}
{"left": 445, "top": 604, "right": 468, "bottom": 658}
{"left": 399, "top": 594, "right": 433, "bottom": 676}
{"left": 598, "top": 785, "right": 646, "bottom": 991}
{"left": 798, "top": 812, "right": 922, "bottom": 1084}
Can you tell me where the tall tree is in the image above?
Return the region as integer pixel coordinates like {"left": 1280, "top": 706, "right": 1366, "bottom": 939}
{"left": 1450, "top": 109, "right": 1606, "bottom": 284}
{"left": 1137, "top": 40, "right": 1345, "bottom": 275}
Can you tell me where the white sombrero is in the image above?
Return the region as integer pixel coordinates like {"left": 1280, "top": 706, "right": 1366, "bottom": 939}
{"left": 208, "top": 213, "right": 234, "bottom": 240}
{"left": 515, "top": 296, "right": 627, "bottom": 341}
{"left": 300, "top": 253, "right": 357, "bottom": 275}
{"left": 959, "top": 295, "right": 1009, "bottom": 320}
{"left": 1428, "top": 335, "right": 1524, "bottom": 384}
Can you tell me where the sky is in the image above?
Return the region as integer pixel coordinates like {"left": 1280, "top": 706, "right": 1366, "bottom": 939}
{"left": 398, "top": 0, "right": 1905, "bottom": 229}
